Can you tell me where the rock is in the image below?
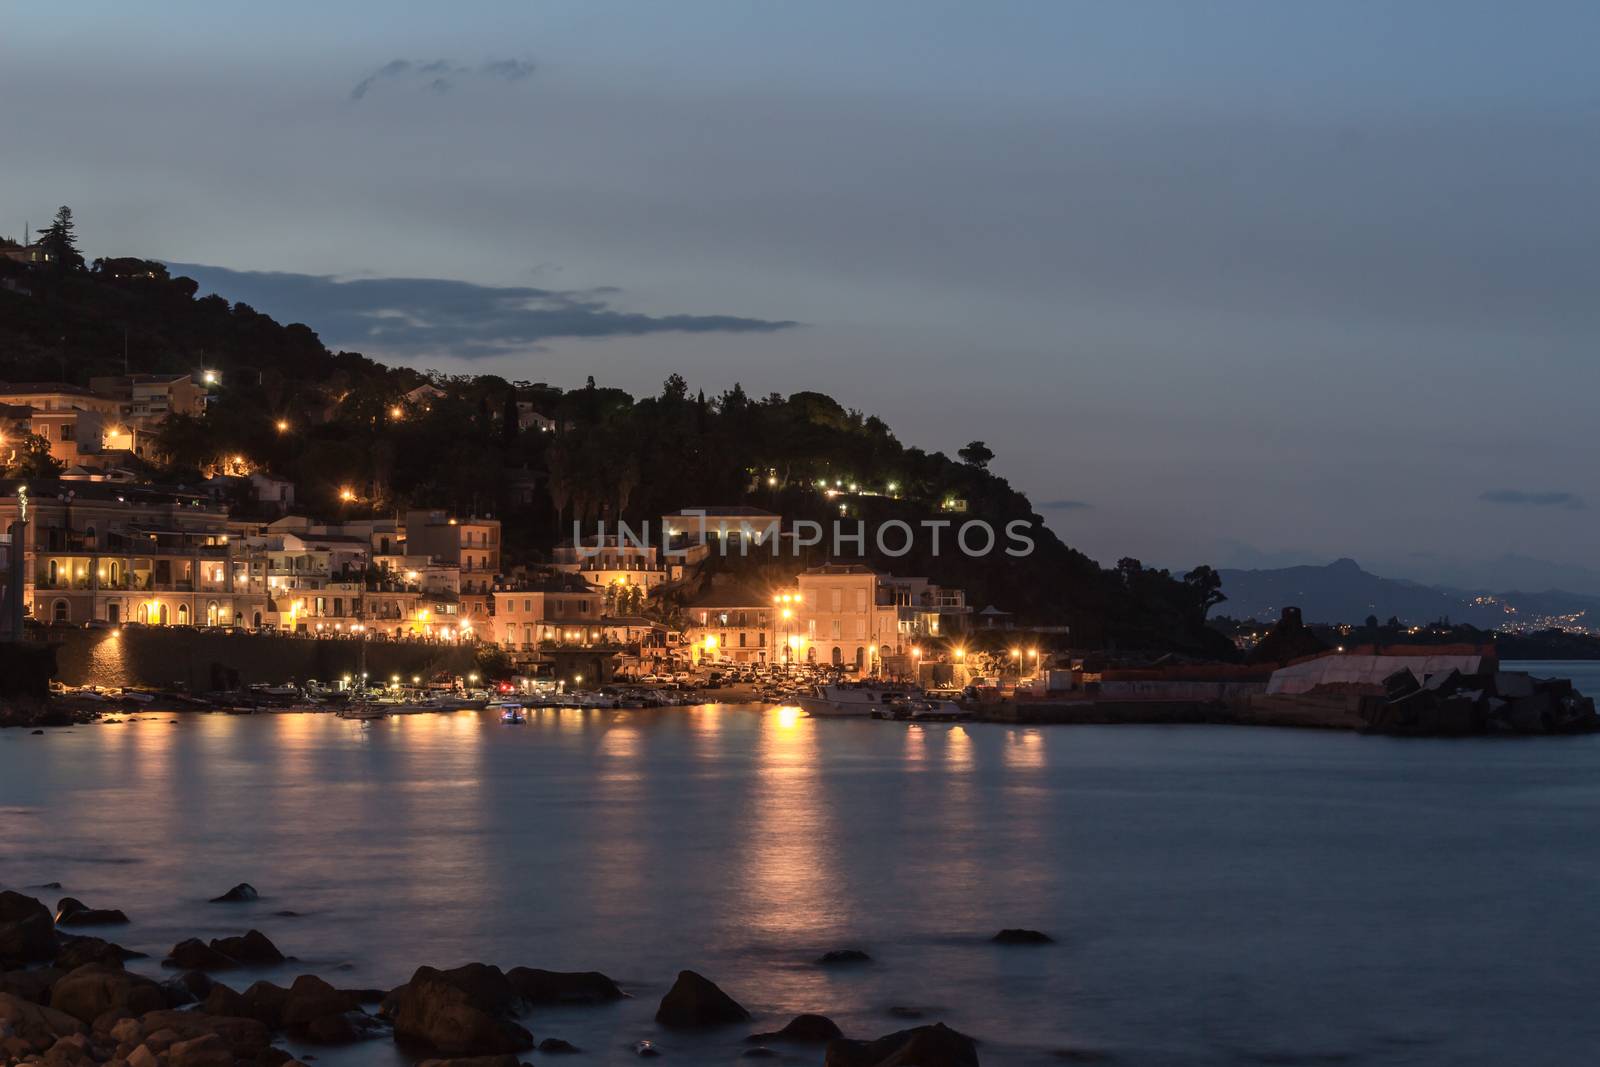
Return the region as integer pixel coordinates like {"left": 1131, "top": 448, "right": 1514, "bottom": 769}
{"left": 387, "top": 966, "right": 533, "bottom": 1055}
{"left": 160, "top": 971, "right": 215, "bottom": 1007}
{"left": 55, "top": 935, "right": 141, "bottom": 971}
{"left": 749, "top": 1014, "right": 844, "bottom": 1043}
{"left": 0, "top": 892, "right": 58, "bottom": 965}
{"left": 824, "top": 1023, "right": 980, "bottom": 1067}
{"left": 537, "top": 1037, "right": 580, "bottom": 1054}
{"left": 202, "top": 983, "right": 249, "bottom": 1021}
{"left": 209, "top": 884, "right": 260, "bottom": 904}
{"left": 135, "top": 1010, "right": 270, "bottom": 1058}
{"left": 282, "top": 975, "right": 369, "bottom": 1043}
{"left": 208, "top": 930, "right": 285, "bottom": 965}
{"left": 300, "top": 1011, "right": 381, "bottom": 1045}
{"left": 54, "top": 899, "right": 130, "bottom": 927}
{"left": 237, "top": 981, "right": 290, "bottom": 1029}
{"left": 169, "top": 1033, "right": 233, "bottom": 1067}
{"left": 817, "top": 949, "right": 872, "bottom": 965}
{"left": 163, "top": 939, "right": 239, "bottom": 971}
{"left": 654, "top": 970, "right": 749, "bottom": 1028}
{"left": 505, "top": 966, "right": 624, "bottom": 1005}
{"left": 1, "top": 967, "right": 63, "bottom": 1004}
{"left": 126, "top": 1045, "right": 158, "bottom": 1067}
{"left": 49, "top": 965, "right": 167, "bottom": 1025}
{"left": 0, "top": 992, "right": 87, "bottom": 1051}
{"left": 31, "top": 729, "right": 44, "bottom": 734}
{"left": 44, "top": 1031, "right": 95, "bottom": 1067}
{"left": 415, "top": 1057, "right": 521, "bottom": 1067}
{"left": 632, "top": 1039, "right": 661, "bottom": 1057}
{"left": 991, "top": 929, "right": 1053, "bottom": 945}
{"left": 427, "top": 963, "right": 521, "bottom": 1018}
{"left": 109, "top": 1019, "right": 143, "bottom": 1045}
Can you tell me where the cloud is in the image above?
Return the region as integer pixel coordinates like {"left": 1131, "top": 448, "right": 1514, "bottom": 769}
{"left": 164, "top": 262, "right": 798, "bottom": 358}
{"left": 350, "top": 57, "right": 536, "bottom": 101}
{"left": 1479, "top": 489, "right": 1586, "bottom": 511}
{"left": 1038, "top": 499, "right": 1091, "bottom": 510}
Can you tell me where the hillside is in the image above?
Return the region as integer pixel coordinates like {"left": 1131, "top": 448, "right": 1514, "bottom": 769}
{"left": 0, "top": 247, "right": 1232, "bottom": 655}
{"left": 1218, "top": 558, "right": 1600, "bottom": 630}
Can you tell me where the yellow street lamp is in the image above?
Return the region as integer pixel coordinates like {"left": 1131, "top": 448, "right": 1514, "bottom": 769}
{"left": 275, "top": 419, "right": 289, "bottom": 433}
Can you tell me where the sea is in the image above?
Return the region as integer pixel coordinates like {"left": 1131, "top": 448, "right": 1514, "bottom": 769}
{"left": 2, "top": 661, "right": 1597, "bottom": 1066}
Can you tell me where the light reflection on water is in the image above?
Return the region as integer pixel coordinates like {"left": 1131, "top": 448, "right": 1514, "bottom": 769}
{"left": 3, "top": 699, "right": 1600, "bottom": 1066}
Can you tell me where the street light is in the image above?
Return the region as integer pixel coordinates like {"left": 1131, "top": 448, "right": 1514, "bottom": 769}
{"left": 275, "top": 419, "right": 289, "bottom": 433}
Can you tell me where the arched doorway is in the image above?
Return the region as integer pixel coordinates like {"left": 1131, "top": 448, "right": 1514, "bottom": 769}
{"left": 177, "top": 604, "right": 190, "bottom": 626}
{"left": 253, "top": 611, "right": 262, "bottom": 629}
{"left": 158, "top": 603, "right": 169, "bottom": 626}
{"left": 107, "top": 602, "right": 120, "bottom": 624}
{"left": 831, "top": 645, "right": 843, "bottom": 666}
{"left": 52, "top": 600, "right": 69, "bottom": 624}
{"left": 207, "top": 601, "right": 220, "bottom": 626}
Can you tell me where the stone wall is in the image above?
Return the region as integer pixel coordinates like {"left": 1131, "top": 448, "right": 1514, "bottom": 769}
{"left": 49, "top": 627, "right": 478, "bottom": 691}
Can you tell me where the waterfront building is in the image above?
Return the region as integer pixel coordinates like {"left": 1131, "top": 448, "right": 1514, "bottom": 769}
{"left": 404, "top": 509, "right": 500, "bottom": 593}
{"left": 552, "top": 532, "right": 678, "bottom": 594}
{"left": 493, "top": 578, "right": 605, "bottom": 652}
{"left": 684, "top": 583, "right": 772, "bottom": 665}
{"left": 0, "top": 480, "right": 259, "bottom": 628}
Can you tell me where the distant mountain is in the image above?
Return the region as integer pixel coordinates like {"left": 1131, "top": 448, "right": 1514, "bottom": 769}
{"left": 1394, "top": 554, "right": 1600, "bottom": 598}
{"left": 1217, "top": 559, "right": 1480, "bottom": 626}
{"left": 1216, "top": 558, "right": 1600, "bottom": 629}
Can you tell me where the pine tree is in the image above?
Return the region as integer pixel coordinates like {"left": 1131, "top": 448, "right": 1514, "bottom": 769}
{"left": 37, "top": 206, "right": 84, "bottom": 271}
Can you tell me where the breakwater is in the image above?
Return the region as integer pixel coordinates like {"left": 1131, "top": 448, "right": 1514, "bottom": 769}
{"left": 47, "top": 628, "right": 479, "bottom": 692}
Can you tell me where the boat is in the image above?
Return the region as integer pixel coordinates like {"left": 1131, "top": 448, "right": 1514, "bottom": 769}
{"left": 500, "top": 708, "right": 527, "bottom": 724}
{"left": 796, "top": 683, "right": 921, "bottom": 718}
{"left": 337, "top": 703, "right": 388, "bottom": 720}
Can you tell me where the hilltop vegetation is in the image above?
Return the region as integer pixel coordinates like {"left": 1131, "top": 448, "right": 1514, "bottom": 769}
{"left": 0, "top": 227, "right": 1230, "bottom": 654}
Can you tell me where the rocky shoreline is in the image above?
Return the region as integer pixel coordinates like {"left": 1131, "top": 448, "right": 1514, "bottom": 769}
{"left": 1, "top": 887, "right": 996, "bottom": 1067}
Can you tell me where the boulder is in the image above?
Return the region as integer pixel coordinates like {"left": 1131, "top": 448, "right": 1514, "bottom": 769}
{"left": 160, "top": 970, "right": 216, "bottom": 1007}
{"left": 0, "top": 891, "right": 58, "bottom": 965}
{"left": 55, "top": 935, "right": 141, "bottom": 971}
{"left": 817, "top": 949, "right": 872, "bottom": 965}
{"left": 135, "top": 1010, "right": 270, "bottom": 1058}
{"left": 749, "top": 1013, "right": 843, "bottom": 1043}
{"left": 0, "top": 991, "right": 87, "bottom": 1051}
{"left": 991, "top": 929, "right": 1053, "bottom": 945}
{"left": 505, "top": 966, "right": 623, "bottom": 1005}
{"left": 537, "top": 1037, "right": 580, "bottom": 1054}
{"left": 388, "top": 966, "right": 533, "bottom": 1055}
{"left": 168, "top": 1033, "right": 233, "bottom": 1067}
{"left": 43, "top": 1031, "right": 96, "bottom": 1067}
{"left": 427, "top": 963, "right": 521, "bottom": 1018}
{"left": 632, "top": 1040, "right": 661, "bottom": 1057}
{"left": 163, "top": 939, "right": 239, "bottom": 971}
{"left": 654, "top": 970, "right": 750, "bottom": 1028}
{"left": 1, "top": 966, "right": 63, "bottom": 1004}
{"left": 208, "top": 930, "right": 285, "bottom": 965}
{"left": 824, "top": 1023, "right": 980, "bottom": 1067}
{"left": 202, "top": 983, "right": 249, "bottom": 1020}
{"left": 282, "top": 975, "right": 367, "bottom": 1042}
{"left": 238, "top": 981, "right": 291, "bottom": 1029}
{"left": 49, "top": 965, "right": 167, "bottom": 1025}
{"left": 54, "top": 899, "right": 130, "bottom": 927}
{"left": 209, "top": 884, "right": 260, "bottom": 904}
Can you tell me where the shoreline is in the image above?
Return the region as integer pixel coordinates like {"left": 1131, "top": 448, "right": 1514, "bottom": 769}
{"left": 0, "top": 887, "right": 996, "bottom": 1067}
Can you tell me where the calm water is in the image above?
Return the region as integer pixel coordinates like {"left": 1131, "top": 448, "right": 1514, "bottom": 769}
{"left": 3, "top": 661, "right": 1598, "bottom": 1066}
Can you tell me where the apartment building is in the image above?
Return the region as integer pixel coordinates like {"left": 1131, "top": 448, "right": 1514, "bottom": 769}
{"left": 405, "top": 510, "right": 500, "bottom": 593}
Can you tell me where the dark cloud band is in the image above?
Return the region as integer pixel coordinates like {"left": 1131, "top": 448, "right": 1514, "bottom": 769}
{"left": 163, "top": 262, "right": 797, "bottom": 358}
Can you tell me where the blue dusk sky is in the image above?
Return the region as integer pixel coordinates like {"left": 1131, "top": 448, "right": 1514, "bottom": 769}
{"left": 3, "top": 1, "right": 1598, "bottom": 582}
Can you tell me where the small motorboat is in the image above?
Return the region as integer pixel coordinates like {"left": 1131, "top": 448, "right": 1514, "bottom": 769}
{"left": 337, "top": 703, "right": 388, "bottom": 721}
{"left": 500, "top": 708, "right": 527, "bottom": 724}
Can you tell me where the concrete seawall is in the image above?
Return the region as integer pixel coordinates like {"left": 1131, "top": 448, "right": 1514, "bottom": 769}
{"left": 48, "top": 627, "right": 479, "bottom": 691}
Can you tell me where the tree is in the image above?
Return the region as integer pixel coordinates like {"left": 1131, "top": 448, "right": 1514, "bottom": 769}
{"left": 958, "top": 440, "right": 994, "bottom": 469}
{"left": 36, "top": 206, "right": 84, "bottom": 271}
{"left": 4, "top": 434, "right": 64, "bottom": 479}
{"left": 1182, "top": 565, "right": 1227, "bottom": 622}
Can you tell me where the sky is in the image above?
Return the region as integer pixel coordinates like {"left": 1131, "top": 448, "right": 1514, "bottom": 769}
{"left": 4, "top": 1, "right": 1599, "bottom": 584}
